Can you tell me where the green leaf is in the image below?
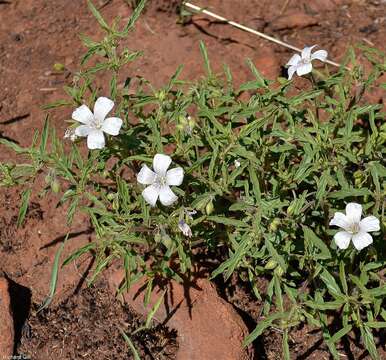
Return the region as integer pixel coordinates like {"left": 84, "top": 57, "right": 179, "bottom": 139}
{"left": 265, "top": 236, "right": 287, "bottom": 272}
{"left": 368, "top": 285, "right": 386, "bottom": 297}
{"left": 329, "top": 324, "right": 352, "bottom": 343}
{"left": 0, "top": 138, "right": 26, "bottom": 154}
{"left": 211, "top": 235, "right": 252, "bottom": 280}
{"left": 87, "top": 0, "right": 110, "bottom": 32}
{"left": 123, "top": 0, "right": 147, "bottom": 34}
{"left": 145, "top": 291, "right": 165, "bottom": 328}
{"left": 328, "top": 188, "right": 371, "bottom": 199}
{"left": 304, "top": 300, "right": 345, "bottom": 310}
{"left": 360, "top": 325, "right": 380, "bottom": 360}
{"left": 38, "top": 236, "right": 67, "bottom": 312}
{"left": 243, "top": 312, "right": 286, "bottom": 346}
{"left": 282, "top": 330, "right": 290, "bottom": 360}
{"left": 339, "top": 261, "right": 348, "bottom": 294}
{"left": 199, "top": 41, "right": 212, "bottom": 76}
{"left": 62, "top": 243, "right": 96, "bottom": 266}
{"left": 17, "top": 188, "right": 32, "bottom": 227}
{"left": 366, "top": 321, "right": 386, "bottom": 329}
{"left": 119, "top": 328, "right": 141, "bottom": 360}
{"left": 319, "top": 269, "right": 343, "bottom": 298}
{"left": 206, "top": 216, "right": 248, "bottom": 228}
{"left": 39, "top": 116, "right": 49, "bottom": 155}
{"left": 245, "top": 58, "right": 267, "bottom": 88}
{"left": 303, "top": 226, "right": 331, "bottom": 259}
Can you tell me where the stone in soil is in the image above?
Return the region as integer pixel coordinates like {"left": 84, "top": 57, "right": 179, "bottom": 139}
{"left": 0, "top": 277, "right": 14, "bottom": 358}
{"left": 108, "top": 269, "right": 251, "bottom": 360}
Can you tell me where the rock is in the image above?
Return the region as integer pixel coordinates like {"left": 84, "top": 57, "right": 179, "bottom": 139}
{"left": 108, "top": 270, "right": 251, "bottom": 360}
{"left": 270, "top": 12, "right": 318, "bottom": 31}
{"left": 0, "top": 277, "right": 14, "bottom": 358}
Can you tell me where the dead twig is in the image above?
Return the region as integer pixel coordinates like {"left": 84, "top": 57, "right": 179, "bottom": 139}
{"left": 184, "top": 2, "right": 347, "bottom": 70}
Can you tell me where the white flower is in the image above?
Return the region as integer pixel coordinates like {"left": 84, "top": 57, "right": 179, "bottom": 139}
{"left": 178, "top": 220, "right": 192, "bottom": 237}
{"left": 234, "top": 159, "right": 241, "bottom": 168}
{"left": 286, "top": 45, "right": 328, "bottom": 80}
{"left": 72, "top": 97, "right": 123, "bottom": 150}
{"left": 137, "top": 154, "right": 184, "bottom": 207}
{"left": 329, "top": 203, "right": 380, "bottom": 251}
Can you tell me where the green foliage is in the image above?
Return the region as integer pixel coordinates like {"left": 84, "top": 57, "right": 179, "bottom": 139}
{"left": 1, "top": 1, "right": 386, "bottom": 358}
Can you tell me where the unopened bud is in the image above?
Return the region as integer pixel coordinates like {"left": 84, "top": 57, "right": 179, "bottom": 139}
{"left": 205, "top": 200, "right": 214, "bottom": 215}
{"left": 264, "top": 259, "right": 277, "bottom": 270}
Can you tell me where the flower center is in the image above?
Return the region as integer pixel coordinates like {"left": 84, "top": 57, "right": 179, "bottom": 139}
{"left": 91, "top": 117, "right": 102, "bottom": 129}
{"left": 347, "top": 223, "right": 360, "bottom": 234}
{"left": 299, "top": 58, "right": 311, "bottom": 67}
{"left": 154, "top": 174, "right": 167, "bottom": 188}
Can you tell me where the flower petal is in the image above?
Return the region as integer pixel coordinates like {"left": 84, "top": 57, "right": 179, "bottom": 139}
{"left": 345, "top": 203, "right": 362, "bottom": 224}
{"left": 153, "top": 154, "right": 172, "bottom": 176}
{"left": 166, "top": 167, "right": 184, "bottom": 186}
{"left": 311, "top": 49, "right": 328, "bottom": 62}
{"left": 93, "top": 97, "right": 114, "bottom": 122}
{"left": 352, "top": 232, "right": 373, "bottom": 251}
{"left": 296, "top": 62, "right": 313, "bottom": 76}
{"left": 178, "top": 220, "right": 192, "bottom": 237}
{"left": 301, "top": 45, "right": 317, "bottom": 60}
{"left": 87, "top": 130, "right": 105, "bottom": 149}
{"left": 286, "top": 54, "right": 301, "bottom": 67}
{"left": 102, "top": 117, "right": 122, "bottom": 136}
{"left": 75, "top": 125, "right": 93, "bottom": 137}
{"left": 287, "top": 66, "right": 297, "bottom": 80}
{"left": 137, "top": 165, "right": 156, "bottom": 185}
{"left": 159, "top": 186, "right": 178, "bottom": 206}
{"left": 72, "top": 105, "right": 94, "bottom": 125}
{"left": 359, "top": 216, "right": 380, "bottom": 233}
{"left": 142, "top": 185, "right": 160, "bottom": 207}
{"left": 329, "top": 212, "right": 351, "bottom": 231}
{"left": 333, "top": 231, "right": 352, "bottom": 250}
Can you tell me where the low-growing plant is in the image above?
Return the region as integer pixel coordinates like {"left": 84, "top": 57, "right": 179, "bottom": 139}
{"left": 1, "top": 1, "right": 386, "bottom": 358}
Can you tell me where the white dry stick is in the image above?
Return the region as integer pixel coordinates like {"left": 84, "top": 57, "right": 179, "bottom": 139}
{"left": 184, "top": 2, "right": 345, "bottom": 69}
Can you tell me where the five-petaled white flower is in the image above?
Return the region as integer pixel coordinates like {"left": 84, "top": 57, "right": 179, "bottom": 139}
{"left": 72, "top": 97, "right": 123, "bottom": 150}
{"left": 329, "top": 203, "right": 380, "bottom": 251}
{"left": 137, "top": 154, "right": 184, "bottom": 207}
{"left": 286, "top": 45, "right": 328, "bottom": 80}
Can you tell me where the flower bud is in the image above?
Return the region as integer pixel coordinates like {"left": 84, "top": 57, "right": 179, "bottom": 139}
{"left": 353, "top": 170, "right": 362, "bottom": 179}
{"left": 264, "top": 259, "right": 277, "bottom": 270}
{"left": 51, "top": 180, "right": 60, "bottom": 193}
{"left": 205, "top": 200, "right": 214, "bottom": 215}
{"left": 112, "top": 198, "right": 119, "bottom": 211}
{"left": 156, "top": 90, "right": 166, "bottom": 101}
{"left": 269, "top": 218, "right": 281, "bottom": 231}
{"left": 274, "top": 266, "right": 285, "bottom": 277}
{"left": 107, "top": 193, "right": 116, "bottom": 201}
{"left": 53, "top": 63, "right": 65, "bottom": 72}
{"left": 287, "top": 204, "right": 295, "bottom": 216}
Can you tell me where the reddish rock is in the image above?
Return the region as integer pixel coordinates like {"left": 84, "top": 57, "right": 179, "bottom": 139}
{"left": 108, "top": 270, "right": 251, "bottom": 360}
{"left": 270, "top": 12, "right": 318, "bottom": 31}
{"left": 0, "top": 277, "right": 14, "bottom": 358}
